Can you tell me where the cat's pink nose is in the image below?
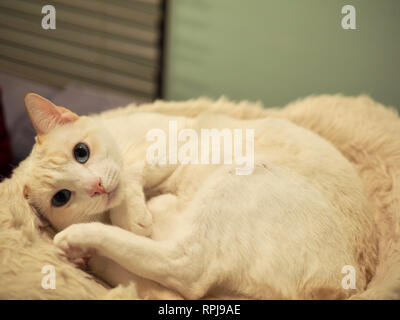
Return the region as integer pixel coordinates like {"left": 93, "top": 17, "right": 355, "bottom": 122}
{"left": 89, "top": 178, "right": 105, "bottom": 197}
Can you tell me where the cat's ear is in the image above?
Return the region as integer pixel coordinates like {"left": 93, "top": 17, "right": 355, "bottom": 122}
{"left": 24, "top": 93, "right": 79, "bottom": 136}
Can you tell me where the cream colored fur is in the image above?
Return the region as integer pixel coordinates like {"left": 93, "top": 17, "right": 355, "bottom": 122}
{"left": 0, "top": 94, "right": 399, "bottom": 299}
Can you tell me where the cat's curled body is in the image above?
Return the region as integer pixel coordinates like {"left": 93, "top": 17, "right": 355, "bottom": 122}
{"left": 20, "top": 93, "right": 377, "bottom": 299}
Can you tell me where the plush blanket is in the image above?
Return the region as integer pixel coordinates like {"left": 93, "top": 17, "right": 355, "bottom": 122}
{"left": 1, "top": 95, "right": 399, "bottom": 299}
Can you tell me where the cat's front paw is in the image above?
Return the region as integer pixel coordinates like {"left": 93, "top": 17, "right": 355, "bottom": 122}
{"left": 54, "top": 223, "right": 101, "bottom": 260}
{"left": 110, "top": 203, "right": 153, "bottom": 237}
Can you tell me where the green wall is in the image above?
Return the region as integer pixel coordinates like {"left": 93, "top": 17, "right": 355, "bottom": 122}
{"left": 164, "top": 0, "right": 400, "bottom": 109}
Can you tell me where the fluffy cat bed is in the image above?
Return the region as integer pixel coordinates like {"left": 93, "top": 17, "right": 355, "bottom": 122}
{"left": 1, "top": 95, "right": 399, "bottom": 299}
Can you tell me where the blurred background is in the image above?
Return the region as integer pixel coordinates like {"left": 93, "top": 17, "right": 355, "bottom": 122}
{"left": 0, "top": 0, "right": 399, "bottom": 176}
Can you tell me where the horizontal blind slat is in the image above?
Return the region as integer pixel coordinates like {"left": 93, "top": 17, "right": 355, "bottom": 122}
{"left": 0, "top": 0, "right": 163, "bottom": 99}
{"left": 0, "top": 57, "right": 151, "bottom": 101}
{"left": 1, "top": 0, "right": 158, "bottom": 44}
{"left": 0, "top": 27, "right": 157, "bottom": 81}
{"left": 0, "top": 42, "right": 156, "bottom": 95}
{"left": 47, "top": 0, "right": 161, "bottom": 27}
{"left": 0, "top": 11, "right": 158, "bottom": 63}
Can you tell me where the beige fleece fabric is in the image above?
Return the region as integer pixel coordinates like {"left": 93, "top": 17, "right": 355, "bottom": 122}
{"left": 1, "top": 94, "right": 399, "bottom": 299}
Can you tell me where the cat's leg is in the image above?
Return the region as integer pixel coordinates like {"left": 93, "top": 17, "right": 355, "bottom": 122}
{"left": 91, "top": 193, "right": 184, "bottom": 298}
{"left": 109, "top": 181, "right": 153, "bottom": 237}
{"left": 108, "top": 161, "right": 178, "bottom": 236}
{"left": 54, "top": 222, "right": 211, "bottom": 299}
{"left": 88, "top": 255, "right": 183, "bottom": 299}
{"left": 147, "top": 193, "right": 184, "bottom": 241}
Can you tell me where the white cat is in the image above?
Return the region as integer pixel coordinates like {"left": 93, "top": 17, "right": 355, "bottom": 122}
{"left": 21, "top": 93, "right": 377, "bottom": 299}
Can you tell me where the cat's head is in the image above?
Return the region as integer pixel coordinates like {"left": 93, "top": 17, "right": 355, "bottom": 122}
{"left": 22, "top": 93, "right": 124, "bottom": 231}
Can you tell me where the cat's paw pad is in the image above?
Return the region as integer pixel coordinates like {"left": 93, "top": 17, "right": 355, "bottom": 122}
{"left": 61, "top": 244, "right": 97, "bottom": 261}
{"left": 70, "top": 256, "right": 92, "bottom": 270}
{"left": 54, "top": 224, "right": 97, "bottom": 260}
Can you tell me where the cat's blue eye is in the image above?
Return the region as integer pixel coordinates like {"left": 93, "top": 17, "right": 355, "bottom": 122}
{"left": 73, "top": 143, "right": 90, "bottom": 164}
{"left": 52, "top": 189, "right": 71, "bottom": 207}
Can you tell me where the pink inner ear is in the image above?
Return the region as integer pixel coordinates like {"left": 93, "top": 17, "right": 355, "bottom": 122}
{"left": 57, "top": 107, "right": 79, "bottom": 124}
{"left": 56, "top": 106, "right": 79, "bottom": 123}
{"left": 24, "top": 93, "right": 79, "bottom": 136}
